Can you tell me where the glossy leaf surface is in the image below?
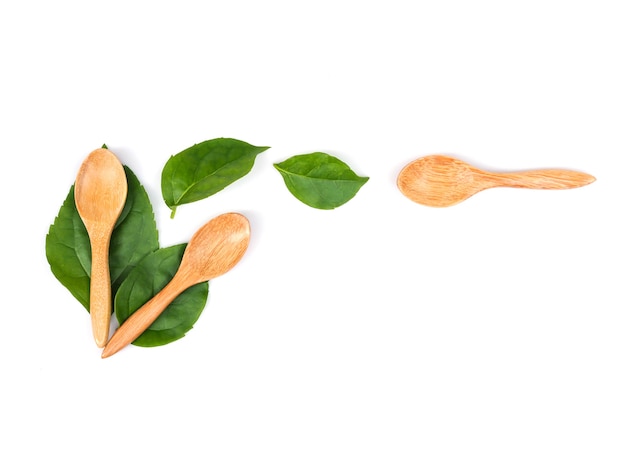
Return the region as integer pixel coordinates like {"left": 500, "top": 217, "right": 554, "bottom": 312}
{"left": 114, "top": 244, "right": 209, "bottom": 347}
{"left": 274, "top": 152, "right": 369, "bottom": 209}
{"left": 46, "top": 166, "right": 159, "bottom": 310}
{"left": 161, "top": 138, "right": 269, "bottom": 217}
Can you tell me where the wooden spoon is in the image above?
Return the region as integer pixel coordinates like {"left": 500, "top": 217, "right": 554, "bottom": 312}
{"left": 101, "top": 212, "right": 251, "bottom": 359}
{"left": 74, "top": 148, "right": 128, "bottom": 347}
{"left": 397, "top": 155, "right": 595, "bottom": 207}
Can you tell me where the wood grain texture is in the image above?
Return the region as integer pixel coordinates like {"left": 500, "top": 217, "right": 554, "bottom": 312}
{"left": 74, "top": 148, "right": 128, "bottom": 347}
{"left": 397, "top": 155, "right": 595, "bottom": 207}
{"left": 101, "top": 212, "right": 251, "bottom": 358}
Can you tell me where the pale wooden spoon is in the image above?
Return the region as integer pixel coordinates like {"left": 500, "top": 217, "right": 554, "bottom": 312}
{"left": 74, "top": 148, "right": 128, "bottom": 347}
{"left": 101, "top": 212, "right": 251, "bottom": 359}
{"left": 397, "top": 155, "right": 595, "bottom": 207}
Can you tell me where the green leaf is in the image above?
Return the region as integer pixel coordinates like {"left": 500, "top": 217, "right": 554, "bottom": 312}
{"left": 161, "top": 137, "right": 269, "bottom": 218}
{"left": 273, "top": 152, "right": 369, "bottom": 209}
{"left": 45, "top": 186, "right": 91, "bottom": 309}
{"left": 109, "top": 168, "right": 160, "bottom": 293}
{"left": 114, "top": 244, "right": 209, "bottom": 347}
{"left": 45, "top": 166, "right": 159, "bottom": 311}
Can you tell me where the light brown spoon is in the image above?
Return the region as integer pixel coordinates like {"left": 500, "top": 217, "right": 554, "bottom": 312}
{"left": 397, "top": 155, "right": 595, "bottom": 207}
{"left": 74, "top": 148, "right": 128, "bottom": 347}
{"left": 101, "top": 212, "right": 251, "bottom": 358}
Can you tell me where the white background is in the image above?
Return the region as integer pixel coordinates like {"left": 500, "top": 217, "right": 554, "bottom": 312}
{"left": 1, "top": 1, "right": 625, "bottom": 469}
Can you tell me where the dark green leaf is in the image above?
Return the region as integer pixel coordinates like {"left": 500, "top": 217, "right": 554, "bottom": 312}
{"left": 273, "top": 152, "right": 369, "bottom": 209}
{"left": 45, "top": 166, "right": 159, "bottom": 311}
{"left": 109, "top": 168, "right": 160, "bottom": 293}
{"left": 114, "top": 244, "right": 209, "bottom": 347}
{"left": 161, "top": 137, "right": 269, "bottom": 218}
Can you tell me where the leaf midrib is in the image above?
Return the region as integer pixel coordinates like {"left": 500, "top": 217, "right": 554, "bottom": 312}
{"left": 275, "top": 166, "right": 366, "bottom": 183}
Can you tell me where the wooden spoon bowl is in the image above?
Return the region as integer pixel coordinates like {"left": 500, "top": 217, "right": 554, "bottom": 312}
{"left": 397, "top": 155, "right": 595, "bottom": 207}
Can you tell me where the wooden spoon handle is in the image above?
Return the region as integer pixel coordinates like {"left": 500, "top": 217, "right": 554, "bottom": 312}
{"left": 90, "top": 238, "right": 113, "bottom": 348}
{"left": 101, "top": 278, "right": 185, "bottom": 358}
{"left": 487, "top": 169, "right": 596, "bottom": 189}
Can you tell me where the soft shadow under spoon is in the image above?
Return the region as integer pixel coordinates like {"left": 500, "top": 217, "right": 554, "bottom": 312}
{"left": 74, "top": 147, "right": 128, "bottom": 347}
{"left": 101, "top": 212, "right": 251, "bottom": 358}
{"left": 397, "top": 155, "right": 595, "bottom": 207}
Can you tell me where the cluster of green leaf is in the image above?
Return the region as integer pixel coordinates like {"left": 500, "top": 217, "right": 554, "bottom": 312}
{"left": 45, "top": 166, "right": 207, "bottom": 347}
{"left": 47, "top": 138, "right": 369, "bottom": 350}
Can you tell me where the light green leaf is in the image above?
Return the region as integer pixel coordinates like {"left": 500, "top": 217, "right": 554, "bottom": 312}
{"left": 161, "top": 137, "right": 269, "bottom": 218}
{"left": 274, "top": 152, "right": 369, "bottom": 209}
{"left": 45, "top": 166, "right": 159, "bottom": 311}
